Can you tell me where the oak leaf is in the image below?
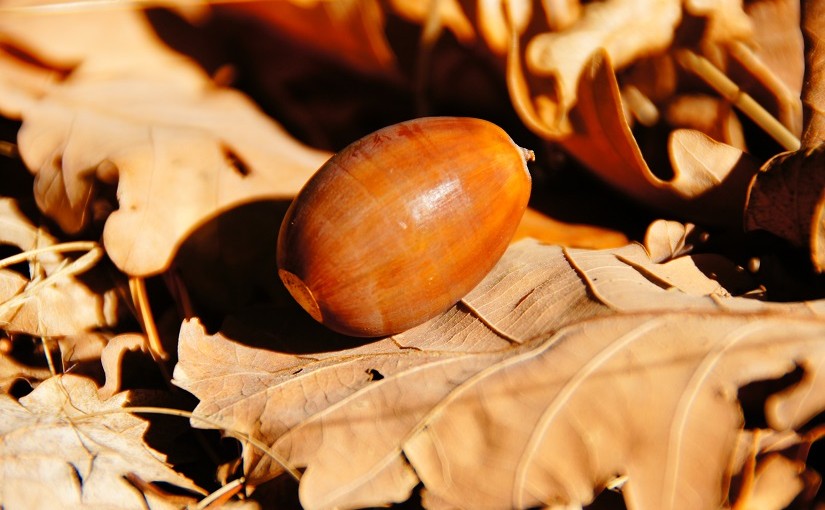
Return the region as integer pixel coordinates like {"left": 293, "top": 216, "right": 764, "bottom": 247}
{"left": 0, "top": 374, "right": 202, "bottom": 509}
{"left": 512, "top": 50, "right": 761, "bottom": 226}
{"left": 173, "top": 239, "right": 825, "bottom": 510}
{"left": 745, "top": 0, "right": 825, "bottom": 271}
{"left": 0, "top": 198, "right": 117, "bottom": 337}
{"left": 1, "top": 0, "right": 330, "bottom": 276}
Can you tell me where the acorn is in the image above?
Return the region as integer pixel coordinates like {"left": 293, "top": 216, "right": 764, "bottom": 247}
{"left": 277, "top": 117, "right": 533, "bottom": 337}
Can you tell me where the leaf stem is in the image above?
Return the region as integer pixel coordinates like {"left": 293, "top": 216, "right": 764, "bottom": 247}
{"left": 129, "top": 277, "right": 168, "bottom": 360}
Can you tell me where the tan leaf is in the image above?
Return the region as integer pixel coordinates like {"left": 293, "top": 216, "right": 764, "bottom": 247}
{"left": 0, "top": 44, "right": 62, "bottom": 118}
{"left": 389, "top": 0, "right": 475, "bottom": 45}
{"left": 2, "top": 0, "right": 330, "bottom": 276}
{"left": 174, "top": 239, "right": 825, "bottom": 509}
{"left": 0, "top": 198, "right": 117, "bottom": 337}
{"left": 549, "top": 53, "right": 759, "bottom": 226}
{"left": 513, "top": 207, "right": 629, "bottom": 249}
{"left": 0, "top": 374, "right": 202, "bottom": 509}
{"left": 742, "top": 0, "right": 803, "bottom": 101}
{"left": 736, "top": 454, "right": 805, "bottom": 510}
{"left": 664, "top": 95, "right": 746, "bottom": 149}
{"left": 745, "top": 146, "right": 825, "bottom": 258}
{"left": 98, "top": 333, "right": 150, "bottom": 399}
{"left": 522, "top": 0, "right": 681, "bottom": 132}
{"left": 744, "top": 1, "right": 825, "bottom": 272}
{"left": 18, "top": 73, "right": 329, "bottom": 276}
{"left": 643, "top": 219, "right": 707, "bottom": 262}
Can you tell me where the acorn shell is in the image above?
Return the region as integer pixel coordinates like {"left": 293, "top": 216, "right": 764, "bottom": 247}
{"left": 277, "top": 117, "right": 532, "bottom": 337}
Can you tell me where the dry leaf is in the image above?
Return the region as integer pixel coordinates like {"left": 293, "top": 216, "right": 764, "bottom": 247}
{"left": 0, "top": 44, "right": 62, "bottom": 119}
{"left": 18, "top": 74, "right": 329, "bottom": 276}
{"left": 224, "top": 0, "right": 399, "bottom": 78}
{"left": 664, "top": 95, "right": 746, "bottom": 149}
{"left": 736, "top": 454, "right": 805, "bottom": 510}
{"left": 516, "top": 52, "right": 761, "bottom": 226}
{"left": 0, "top": 198, "right": 117, "bottom": 337}
{"left": 743, "top": 0, "right": 803, "bottom": 98}
{"left": 643, "top": 219, "right": 707, "bottom": 262}
{"left": 513, "top": 207, "right": 628, "bottom": 248}
{"left": 174, "top": 239, "right": 825, "bottom": 509}
{"left": 2, "top": 0, "right": 330, "bottom": 276}
{"left": 98, "top": 333, "right": 150, "bottom": 399}
{"left": 0, "top": 374, "right": 201, "bottom": 509}
{"left": 745, "top": 1, "right": 825, "bottom": 271}
{"left": 522, "top": 0, "right": 681, "bottom": 132}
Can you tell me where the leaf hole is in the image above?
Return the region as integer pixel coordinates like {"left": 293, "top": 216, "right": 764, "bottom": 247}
{"left": 738, "top": 364, "right": 805, "bottom": 429}
{"left": 366, "top": 368, "right": 384, "bottom": 381}
{"left": 223, "top": 146, "right": 250, "bottom": 177}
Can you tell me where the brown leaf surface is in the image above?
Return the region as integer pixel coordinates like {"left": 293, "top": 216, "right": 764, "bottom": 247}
{"left": 642, "top": 219, "right": 707, "bottom": 262}
{"left": 18, "top": 74, "right": 329, "bottom": 276}
{"left": 0, "top": 198, "right": 117, "bottom": 337}
{"left": 174, "top": 239, "right": 825, "bottom": 510}
{"left": 1, "top": 0, "right": 330, "bottom": 276}
{"left": 0, "top": 374, "right": 201, "bottom": 509}
{"left": 744, "top": 0, "right": 825, "bottom": 272}
{"left": 522, "top": 0, "right": 681, "bottom": 132}
{"left": 513, "top": 51, "right": 761, "bottom": 226}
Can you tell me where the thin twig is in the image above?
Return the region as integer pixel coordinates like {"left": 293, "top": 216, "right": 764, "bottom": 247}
{"left": 129, "top": 277, "right": 168, "bottom": 360}
{"left": 195, "top": 477, "right": 246, "bottom": 510}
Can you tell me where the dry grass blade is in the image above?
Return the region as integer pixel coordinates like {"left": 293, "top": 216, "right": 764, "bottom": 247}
{"left": 0, "top": 240, "right": 99, "bottom": 271}
{"left": 676, "top": 50, "right": 800, "bottom": 151}
{"left": 128, "top": 277, "right": 167, "bottom": 360}
{"left": 0, "top": 243, "right": 103, "bottom": 319}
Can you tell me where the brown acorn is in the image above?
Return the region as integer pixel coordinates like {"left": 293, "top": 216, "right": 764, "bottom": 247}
{"left": 277, "top": 117, "right": 533, "bottom": 337}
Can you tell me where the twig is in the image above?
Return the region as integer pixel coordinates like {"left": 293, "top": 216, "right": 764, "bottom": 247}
{"left": 129, "top": 277, "right": 168, "bottom": 360}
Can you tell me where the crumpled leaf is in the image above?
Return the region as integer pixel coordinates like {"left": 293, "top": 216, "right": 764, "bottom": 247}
{"left": 0, "top": 198, "right": 117, "bottom": 337}
{"left": 174, "top": 239, "right": 825, "bottom": 510}
{"left": 522, "top": 0, "right": 681, "bottom": 132}
{"left": 745, "top": 0, "right": 825, "bottom": 271}
{"left": 643, "top": 219, "right": 707, "bottom": 262}
{"left": 738, "top": 454, "right": 805, "bottom": 510}
{"left": 18, "top": 71, "right": 329, "bottom": 276}
{"left": 513, "top": 50, "right": 761, "bottom": 226}
{"left": 1, "top": 0, "right": 330, "bottom": 276}
{"left": 0, "top": 374, "right": 202, "bottom": 509}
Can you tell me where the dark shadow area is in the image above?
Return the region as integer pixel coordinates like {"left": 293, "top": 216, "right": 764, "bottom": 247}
{"left": 701, "top": 229, "right": 825, "bottom": 301}
{"left": 143, "top": 6, "right": 651, "bottom": 243}
{"left": 738, "top": 365, "right": 805, "bottom": 430}
{"left": 132, "top": 388, "right": 242, "bottom": 493}
{"left": 171, "top": 198, "right": 379, "bottom": 354}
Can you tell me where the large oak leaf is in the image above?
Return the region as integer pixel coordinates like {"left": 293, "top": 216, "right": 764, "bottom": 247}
{"left": 1, "top": 0, "right": 330, "bottom": 276}
{"left": 173, "top": 239, "right": 825, "bottom": 509}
